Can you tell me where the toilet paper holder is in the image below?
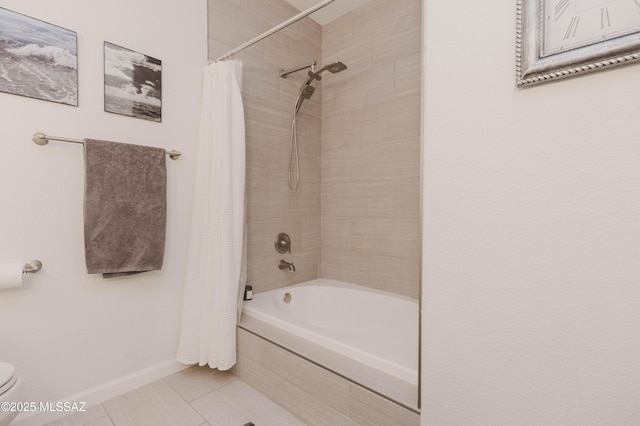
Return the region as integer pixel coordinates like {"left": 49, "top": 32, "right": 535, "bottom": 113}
{"left": 22, "top": 260, "right": 42, "bottom": 274}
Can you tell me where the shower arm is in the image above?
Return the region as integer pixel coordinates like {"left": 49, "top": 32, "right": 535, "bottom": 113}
{"left": 280, "top": 62, "right": 316, "bottom": 79}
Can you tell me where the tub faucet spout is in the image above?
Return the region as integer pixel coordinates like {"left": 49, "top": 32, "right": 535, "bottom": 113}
{"left": 278, "top": 259, "right": 296, "bottom": 272}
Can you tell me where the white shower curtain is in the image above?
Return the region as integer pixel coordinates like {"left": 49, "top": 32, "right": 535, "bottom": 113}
{"left": 177, "top": 60, "right": 245, "bottom": 370}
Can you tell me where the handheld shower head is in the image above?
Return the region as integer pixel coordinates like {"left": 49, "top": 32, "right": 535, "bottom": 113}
{"left": 287, "top": 59, "right": 347, "bottom": 194}
{"left": 295, "top": 85, "right": 316, "bottom": 114}
{"left": 300, "top": 84, "right": 316, "bottom": 98}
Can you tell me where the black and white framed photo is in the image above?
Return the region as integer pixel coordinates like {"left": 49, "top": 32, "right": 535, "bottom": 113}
{"left": 104, "top": 42, "right": 162, "bottom": 122}
{"left": 516, "top": 0, "right": 640, "bottom": 87}
{"left": 0, "top": 7, "right": 78, "bottom": 106}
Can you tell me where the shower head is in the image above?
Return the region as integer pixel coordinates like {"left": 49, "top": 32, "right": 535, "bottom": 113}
{"left": 307, "top": 61, "right": 348, "bottom": 81}
{"left": 324, "top": 61, "right": 348, "bottom": 73}
{"left": 294, "top": 60, "right": 347, "bottom": 114}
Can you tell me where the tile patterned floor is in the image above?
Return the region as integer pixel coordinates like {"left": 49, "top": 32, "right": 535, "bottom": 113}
{"left": 46, "top": 366, "right": 304, "bottom": 426}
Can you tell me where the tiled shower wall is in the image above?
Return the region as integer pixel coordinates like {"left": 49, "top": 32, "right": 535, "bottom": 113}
{"left": 321, "top": 0, "right": 421, "bottom": 299}
{"left": 208, "top": 0, "right": 421, "bottom": 298}
{"left": 209, "top": 0, "right": 323, "bottom": 292}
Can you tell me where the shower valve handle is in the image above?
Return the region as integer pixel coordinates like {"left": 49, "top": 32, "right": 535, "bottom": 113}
{"left": 275, "top": 233, "right": 292, "bottom": 254}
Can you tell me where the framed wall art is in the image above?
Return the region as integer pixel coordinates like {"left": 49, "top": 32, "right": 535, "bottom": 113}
{"left": 104, "top": 42, "right": 162, "bottom": 122}
{"left": 516, "top": 0, "right": 640, "bottom": 87}
{"left": 0, "top": 7, "right": 78, "bottom": 105}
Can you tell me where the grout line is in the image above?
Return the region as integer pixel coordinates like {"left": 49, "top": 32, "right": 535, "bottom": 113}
{"left": 100, "top": 403, "right": 115, "bottom": 426}
{"left": 187, "top": 372, "right": 240, "bottom": 407}
{"left": 161, "top": 375, "right": 190, "bottom": 405}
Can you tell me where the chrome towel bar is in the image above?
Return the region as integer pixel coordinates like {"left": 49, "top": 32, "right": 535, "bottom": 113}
{"left": 32, "top": 132, "right": 182, "bottom": 160}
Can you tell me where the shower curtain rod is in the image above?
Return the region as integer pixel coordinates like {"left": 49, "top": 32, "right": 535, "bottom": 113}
{"left": 213, "top": 0, "right": 335, "bottom": 62}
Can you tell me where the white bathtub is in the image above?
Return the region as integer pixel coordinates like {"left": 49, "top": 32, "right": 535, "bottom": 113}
{"left": 241, "top": 278, "right": 419, "bottom": 385}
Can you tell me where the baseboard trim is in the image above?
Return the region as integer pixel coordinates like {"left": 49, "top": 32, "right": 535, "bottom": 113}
{"left": 12, "top": 359, "right": 190, "bottom": 426}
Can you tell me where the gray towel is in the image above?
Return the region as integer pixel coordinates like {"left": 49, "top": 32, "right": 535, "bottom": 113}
{"left": 84, "top": 138, "right": 167, "bottom": 278}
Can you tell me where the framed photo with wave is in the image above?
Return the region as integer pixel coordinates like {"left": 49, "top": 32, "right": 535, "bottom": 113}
{"left": 0, "top": 7, "right": 78, "bottom": 106}
{"left": 104, "top": 42, "right": 162, "bottom": 122}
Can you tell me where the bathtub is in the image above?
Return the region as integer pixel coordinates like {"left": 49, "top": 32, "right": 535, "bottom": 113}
{"left": 241, "top": 278, "right": 419, "bottom": 385}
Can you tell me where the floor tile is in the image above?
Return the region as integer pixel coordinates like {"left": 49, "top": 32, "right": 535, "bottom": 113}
{"left": 102, "top": 380, "right": 203, "bottom": 426}
{"left": 164, "top": 365, "right": 237, "bottom": 402}
{"left": 84, "top": 417, "right": 114, "bottom": 426}
{"left": 190, "top": 391, "right": 250, "bottom": 426}
{"left": 191, "top": 380, "right": 305, "bottom": 426}
{"left": 45, "top": 404, "right": 108, "bottom": 426}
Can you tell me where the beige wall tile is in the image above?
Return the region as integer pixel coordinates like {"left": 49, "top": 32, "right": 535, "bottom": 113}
{"left": 234, "top": 329, "right": 363, "bottom": 426}
{"left": 235, "top": 327, "right": 419, "bottom": 425}
{"left": 368, "top": 255, "right": 421, "bottom": 299}
{"left": 348, "top": 383, "right": 420, "bottom": 426}
{"left": 350, "top": 218, "right": 421, "bottom": 259}
{"left": 258, "top": 335, "right": 351, "bottom": 414}
{"left": 209, "top": 0, "right": 420, "bottom": 300}
{"left": 395, "top": 53, "right": 422, "bottom": 98}
{"left": 321, "top": 0, "right": 421, "bottom": 299}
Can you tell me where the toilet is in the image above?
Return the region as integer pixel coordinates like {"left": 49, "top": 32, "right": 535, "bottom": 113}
{"left": 0, "top": 363, "right": 22, "bottom": 426}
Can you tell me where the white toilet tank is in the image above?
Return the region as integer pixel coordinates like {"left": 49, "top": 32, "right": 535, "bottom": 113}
{"left": 0, "top": 363, "right": 22, "bottom": 426}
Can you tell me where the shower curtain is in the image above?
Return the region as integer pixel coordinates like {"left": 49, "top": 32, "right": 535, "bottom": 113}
{"left": 177, "top": 60, "right": 245, "bottom": 370}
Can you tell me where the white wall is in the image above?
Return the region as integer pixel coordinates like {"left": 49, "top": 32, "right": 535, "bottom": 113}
{"left": 0, "top": 0, "right": 206, "bottom": 423}
{"left": 422, "top": 1, "right": 640, "bottom": 425}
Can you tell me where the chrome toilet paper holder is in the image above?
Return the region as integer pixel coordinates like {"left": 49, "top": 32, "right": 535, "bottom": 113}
{"left": 22, "top": 260, "right": 42, "bottom": 274}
